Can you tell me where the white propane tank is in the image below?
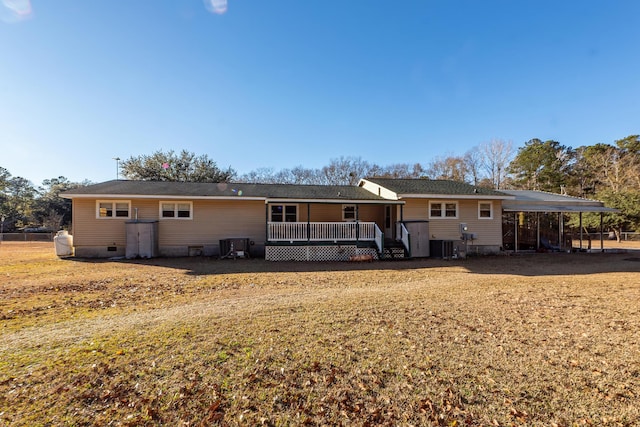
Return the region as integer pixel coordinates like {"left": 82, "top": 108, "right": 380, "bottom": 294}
{"left": 54, "top": 230, "right": 73, "bottom": 257}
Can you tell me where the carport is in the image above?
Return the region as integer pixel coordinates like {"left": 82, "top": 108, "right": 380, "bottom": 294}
{"left": 501, "top": 190, "right": 618, "bottom": 253}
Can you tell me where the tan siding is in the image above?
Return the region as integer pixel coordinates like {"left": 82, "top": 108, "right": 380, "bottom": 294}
{"left": 131, "top": 200, "right": 160, "bottom": 220}
{"left": 72, "top": 199, "right": 130, "bottom": 246}
{"left": 306, "top": 204, "right": 336, "bottom": 222}
{"left": 72, "top": 198, "right": 268, "bottom": 248}
{"left": 403, "top": 199, "right": 428, "bottom": 221}
{"left": 402, "top": 198, "right": 503, "bottom": 245}
{"left": 357, "top": 205, "right": 385, "bottom": 226}
{"left": 456, "top": 200, "right": 502, "bottom": 246}
{"left": 304, "top": 203, "right": 384, "bottom": 227}
{"left": 159, "top": 200, "right": 266, "bottom": 246}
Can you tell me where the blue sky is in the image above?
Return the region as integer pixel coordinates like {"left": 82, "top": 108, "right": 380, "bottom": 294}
{"left": 1, "top": 0, "right": 638, "bottom": 186}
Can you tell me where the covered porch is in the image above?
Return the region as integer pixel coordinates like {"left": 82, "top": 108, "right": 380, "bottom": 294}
{"left": 263, "top": 198, "right": 404, "bottom": 261}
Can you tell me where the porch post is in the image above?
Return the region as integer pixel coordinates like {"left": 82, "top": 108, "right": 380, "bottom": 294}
{"left": 355, "top": 205, "right": 360, "bottom": 241}
{"left": 307, "top": 203, "right": 311, "bottom": 242}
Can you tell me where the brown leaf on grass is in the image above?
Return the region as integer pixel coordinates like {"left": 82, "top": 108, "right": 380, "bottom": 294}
{"left": 199, "top": 399, "right": 224, "bottom": 425}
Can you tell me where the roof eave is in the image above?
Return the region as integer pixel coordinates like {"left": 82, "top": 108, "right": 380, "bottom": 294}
{"left": 61, "top": 194, "right": 267, "bottom": 201}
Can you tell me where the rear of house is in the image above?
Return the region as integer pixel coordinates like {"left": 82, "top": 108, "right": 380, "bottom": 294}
{"left": 62, "top": 180, "right": 396, "bottom": 260}
{"left": 67, "top": 178, "right": 613, "bottom": 259}
{"left": 359, "top": 178, "right": 513, "bottom": 256}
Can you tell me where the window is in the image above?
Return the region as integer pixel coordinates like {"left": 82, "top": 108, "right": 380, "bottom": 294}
{"left": 478, "top": 202, "right": 493, "bottom": 219}
{"left": 445, "top": 203, "right": 457, "bottom": 217}
{"left": 429, "top": 201, "right": 458, "bottom": 219}
{"left": 160, "top": 202, "right": 193, "bottom": 219}
{"left": 342, "top": 205, "right": 356, "bottom": 221}
{"left": 430, "top": 203, "right": 442, "bottom": 217}
{"left": 270, "top": 204, "right": 297, "bottom": 222}
{"left": 97, "top": 201, "right": 130, "bottom": 219}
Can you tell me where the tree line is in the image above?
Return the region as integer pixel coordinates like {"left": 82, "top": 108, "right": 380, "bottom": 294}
{"left": 1, "top": 137, "right": 639, "bottom": 236}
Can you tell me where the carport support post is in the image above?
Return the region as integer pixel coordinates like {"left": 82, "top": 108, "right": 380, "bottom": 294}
{"left": 536, "top": 212, "right": 540, "bottom": 250}
{"left": 558, "top": 212, "right": 564, "bottom": 251}
{"left": 579, "top": 212, "right": 583, "bottom": 251}
{"left": 514, "top": 212, "right": 518, "bottom": 253}
{"left": 600, "top": 212, "right": 604, "bottom": 252}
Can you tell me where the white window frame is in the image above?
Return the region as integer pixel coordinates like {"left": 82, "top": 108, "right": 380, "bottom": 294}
{"left": 342, "top": 204, "right": 356, "bottom": 221}
{"left": 159, "top": 201, "right": 193, "bottom": 220}
{"left": 270, "top": 204, "right": 298, "bottom": 222}
{"left": 478, "top": 201, "right": 493, "bottom": 219}
{"left": 429, "top": 201, "right": 458, "bottom": 219}
{"left": 96, "top": 200, "right": 131, "bottom": 219}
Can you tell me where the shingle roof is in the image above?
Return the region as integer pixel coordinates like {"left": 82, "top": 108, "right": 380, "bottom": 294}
{"left": 61, "top": 180, "right": 393, "bottom": 202}
{"left": 362, "top": 178, "right": 510, "bottom": 198}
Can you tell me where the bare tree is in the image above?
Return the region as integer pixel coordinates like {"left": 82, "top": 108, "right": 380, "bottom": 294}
{"left": 321, "top": 156, "right": 373, "bottom": 185}
{"left": 426, "top": 155, "right": 469, "bottom": 182}
{"left": 463, "top": 147, "right": 482, "bottom": 186}
{"left": 369, "top": 163, "right": 427, "bottom": 179}
{"left": 479, "top": 139, "right": 514, "bottom": 189}
{"left": 237, "top": 167, "right": 278, "bottom": 183}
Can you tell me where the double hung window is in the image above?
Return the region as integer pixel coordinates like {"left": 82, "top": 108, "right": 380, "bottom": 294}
{"left": 478, "top": 202, "right": 493, "bottom": 219}
{"left": 429, "top": 201, "right": 458, "bottom": 219}
{"left": 160, "top": 202, "right": 193, "bottom": 219}
{"left": 270, "top": 204, "right": 297, "bottom": 222}
{"left": 97, "top": 201, "right": 130, "bottom": 218}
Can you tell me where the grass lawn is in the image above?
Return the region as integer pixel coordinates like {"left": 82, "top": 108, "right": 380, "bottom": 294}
{"left": 1, "top": 242, "right": 639, "bottom": 426}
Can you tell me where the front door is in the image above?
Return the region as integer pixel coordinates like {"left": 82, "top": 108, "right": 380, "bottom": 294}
{"left": 384, "top": 205, "right": 393, "bottom": 239}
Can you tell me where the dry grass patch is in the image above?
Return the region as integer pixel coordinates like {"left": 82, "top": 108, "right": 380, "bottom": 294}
{"left": 1, "top": 242, "right": 639, "bottom": 426}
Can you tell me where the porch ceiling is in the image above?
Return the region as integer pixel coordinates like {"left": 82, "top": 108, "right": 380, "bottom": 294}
{"left": 265, "top": 198, "right": 403, "bottom": 205}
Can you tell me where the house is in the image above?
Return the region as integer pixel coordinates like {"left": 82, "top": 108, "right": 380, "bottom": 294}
{"left": 60, "top": 178, "right": 613, "bottom": 260}
{"left": 61, "top": 178, "right": 513, "bottom": 260}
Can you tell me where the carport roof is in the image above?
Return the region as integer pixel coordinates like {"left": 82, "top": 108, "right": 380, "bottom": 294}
{"left": 501, "top": 190, "right": 618, "bottom": 213}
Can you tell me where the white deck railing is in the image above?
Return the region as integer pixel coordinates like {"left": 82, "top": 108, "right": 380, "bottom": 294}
{"left": 268, "top": 222, "right": 378, "bottom": 242}
{"left": 396, "top": 222, "right": 411, "bottom": 255}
